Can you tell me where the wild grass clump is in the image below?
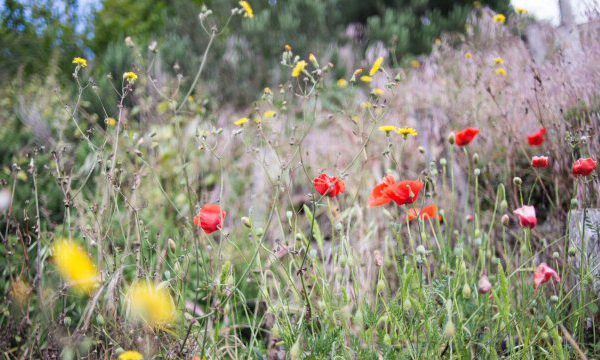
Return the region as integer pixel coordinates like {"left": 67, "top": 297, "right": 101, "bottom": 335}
{"left": 1, "top": 3, "right": 599, "bottom": 359}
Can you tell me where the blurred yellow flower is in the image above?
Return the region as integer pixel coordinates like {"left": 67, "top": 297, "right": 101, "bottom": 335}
{"left": 397, "top": 127, "right": 418, "bottom": 137}
{"left": 284, "top": 44, "right": 292, "bottom": 52}
{"left": 126, "top": 281, "right": 177, "bottom": 328}
{"left": 351, "top": 115, "right": 360, "bottom": 123}
{"left": 72, "top": 57, "right": 87, "bottom": 67}
{"left": 495, "top": 67, "right": 507, "bottom": 76}
{"left": 263, "top": 87, "right": 272, "bottom": 95}
{"left": 123, "top": 71, "right": 138, "bottom": 83}
{"left": 360, "top": 101, "right": 372, "bottom": 109}
{"left": 360, "top": 75, "right": 372, "bottom": 83}
{"left": 515, "top": 7, "right": 528, "bottom": 14}
{"left": 371, "top": 88, "right": 384, "bottom": 96}
{"left": 52, "top": 239, "right": 99, "bottom": 294}
{"left": 410, "top": 60, "right": 421, "bottom": 69}
{"left": 337, "top": 79, "right": 348, "bottom": 88}
{"left": 118, "top": 351, "right": 143, "bottom": 360}
{"left": 234, "top": 117, "right": 249, "bottom": 126}
{"left": 493, "top": 14, "right": 506, "bottom": 23}
{"left": 308, "top": 53, "right": 318, "bottom": 67}
{"left": 263, "top": 110, "right": 277, "bottom": 119}
{"left": 292, "top": 60, "right": 307, "bottom": 77}
{"left": 379, "top": 125, "right": 397, "bottom": 134}
{"left": 369, "top": 57, "right": 384, "bottom": 76}
{"left": 464, "top": 52, "right": 473, "bottom": 60}
{"left": 105, "top": 117, "right": 117, "bottom": 126}
{"left": 494, "top": 57, "right": 504, "bottom": 64}
{"left": 239, "top": 1, "right": 254, "bottom": 18}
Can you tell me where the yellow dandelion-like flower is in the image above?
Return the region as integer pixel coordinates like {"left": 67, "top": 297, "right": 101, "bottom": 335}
{"left": 464, "top": 52, "right": 473, "bottom": 60}
{"left": 72, "top": 57, "right": 88, "bottom": 67}
{"left": 105, "top": 117, "right": 117, "bottom": 126}
{"left": 371, "top": 88, "right": 384, "bottom": 96}
{"left": 397, "top": 127, "right": 418, "bottom": 137}
{"left": 360, "top": 101, "right": 372, "bottom": 109}
{"left": 410, "top": 60, "right": 421, "bottom": 69}
{"left": 123, "top": 71, "right": 138, "bottom": 83}
{"left": 353, "top": 68, "right": 364, "bottom": 77}
{"left": 369, "top": 57, "right": 384, "bottom": 76}
{"left": 234, "top": 117, "right": 249, "bottom": 126}
{"left": 308, "top": 53, "right": 318, "bottom": 67}
{"left": 337, "top": 79, "right": 348, "bottom": 88}
{"left": 493, "top": 14, "right": 506, "bottom": 23}
{"left": 118, "top": 351, "right": 144, "bottom": 360}
{"left": 515, "top": 7, "right": 528, "bottom": 14}
{"left": 263, "top": 110, "right": 277, "bottom": 119}
{"left": 52, "top": 239, "right": 99, "bottom": 294}
{"left": 379, "top": 125, "right": 397, "bottom": 134}
{"left": 493, "top": 57, "right": 504, "bottom": 65}
{"left": 495, "top": 67, "right": 507, "bottom": 76}
{"left": 292, "top": 60, "right": 307, "bottom": 77}
{"left": 126, "top": 281, "right": 177, "bottom": 328}
{"left": 239, "top": 1, "right": 254, "bottom": 18}
{"left": 360, "top": 75, "right": 372, "bottom": 83}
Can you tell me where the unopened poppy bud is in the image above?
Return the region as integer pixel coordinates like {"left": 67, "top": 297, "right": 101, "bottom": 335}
{"left": 63, "top": 316, "right": 72, "bottom": 326}
{"left": 168, "top": 238, "right": 176, "bottom": 253}
{"left": 550, "top": 295, "right": 559, "bottom": 303}
{"left": 513, "top": 177, "right": 522, "bottom": 186}
{"left": 552, "top": 251, "right": 559, "bottom": 259}
{"left": 295, "top": 233, "right": 303, "bottom": 242}
{"left": 335, "top": 223, "right": 343, "bottom": 232}
{"left": 377, "top": 279, "right": 385, "bottom": 293}
{"left": 462, "top": 283, "right": 472, "bottom": 299}
{"left": 444, "top": 320, "right": 456, "bottom": 338}
{"left": 403, "top": 298, "right": 412, "bottom": 311}
{"left": 383, "top": 334, "right": 392, "bottom": 345}
{"left": 290, "top": 337, "right": 301, "bottom": 360}
{"left": 500, "top": 200, "right": 508, "bottom": 211}
{"left": 473, "top": 153, "right": 479, "bottom": 164}
{"left": 286, "top": 211, "right": 293, "bottom": 221}
{"left": 241, "top": 216, "right": 252, "bottom": 228}
{"left": 439, "top": 158, "right": 447, "bottom": 166}
{"left": 478, "top": 274, "right": 492, "bottom": 294}
{"left": 474, "top": 228, "right": 481, "bottom": 238}
{"left": 474, "top": 168, "right": 481, "bottom": 176}
{"left": 501, "top": 214, "right": 510, "bottom": 226}
{"left": 418, "top": 146, "right": 425, "bottom": 154}
{"left": 448, "top": 132, "right": 456, "bottom": 144}
{"left": 568, "top": 247, "right": 577, "bottom": 257}
{"left": 255, "top": 227, "right": 264, "bottom": 237}
{"left": 570, "top": 198, "right": 578, "bottom": 209}
{"left": 96, "top": 314, "right": 105, "bottom": 325}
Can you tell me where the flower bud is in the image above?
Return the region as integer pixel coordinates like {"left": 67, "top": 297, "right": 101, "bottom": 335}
{"left": 377, "top": 279, "right": 386, "bottom": 293}
{"left": 383, "top": 334, "right": 392, "bottom": 345}
{"left": 462, "top": 283, "right": 472, "bottom": 299}
{"left": 550, "top": 295, "right": 559, "bottom": 303}
{"left": 472, "top": 153, "right": 479, "bottom": 164}
{"left": 552, "top": 251, "right": 559, "bottom": 259}
{"left": 418, "top": 146, "right": 425, "bottom": 154}
{"left": 448, "top": 132, "right": 456, "bottom": 145}
{"left": 439, "top": 158, "right": 447, "bottom": 166}
{"left": 474, "top": 168, "right": 481, "bottom": 176}
{"left": 241, "top": 216, "right": 252, "bottom": 228}
{"left": 500, "top": 200, "right": 508, "bottom": 211}
{"left": 570, "top": 198, "right": 578, "bottom": 209}
{"left": 290, "top": 337, "right": 301, "bottom": 360}
{"left": 444, "top": 320, "right": 456, "bottom": 338}
{"left": 568, "top": 247, "right": 577, "bottom": 257}
{"left": 168, "top": 238, "right": 176, "bottom": 253}
{"left": 478, "top": 274, "right": 492, "bottom": 294}
{"left": 501, "top": 214, "right": 510, "bottom": 226}
{"left": 513, "top": 177, "right": 522, "bottom": 186}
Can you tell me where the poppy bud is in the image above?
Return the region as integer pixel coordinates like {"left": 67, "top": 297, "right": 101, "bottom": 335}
{"left": 474, "top": 168, "right": 481, "bottom": 176}
{"left": 501, "top": 214, "right": 510, "bottom": 226}
{"left": 241, "top": 216, "right": 252, "bottom": 228}
{"left": 168, "top": 238, "right": 176, "bottom": 253}
{"left": 255, "top": 227, "right": 264, "bottom": 237}
{"left": 439, "top": 158, "right": 447, "bottom": 166}
{"left": 295, "top": 233, "right": 303, "bottom": 242}
{"left": 418, "top": 146, "right": 425, "bottom": 154}
{"left": 383, "top": 334, "right": 392, "bottom": 345}
{"left": 377, "top": 279, "right": 386, "bottom": 293}
{"left": 63, "top": 316, "right": 72, "bottom": 326}
{"left": 444, "top": 320, "right": 456, "bottom": 338}
{"left": 500, "top": 200, "right": 508, "bottom": 211}
{"left": 448, "top": 132, "right": 456, "bottom": 144}
{"left": 550, "top": 295, "right": 559, "bottom": 303}
{"left": 462, "top": 283, "right": 472, "bottom": 299}
{"left": 286, "top": 211, "right": 293, "bottom": 221}
{"left": 473, "top": 153, "right": 479, "bottom": 164}
{"left": 552, "top": 251, "right": 559, "bottom": 259}
{"left": 513, "top": 177, "right": 522, "bottom": 186}
{"left": 335, "top": 223, "right": 343, "bottom": 232}
{"left": 478, "top": 274, "right": 492, "bottom": 294}
{"left": 290, "top": 337, "right": 301, "bottom": 360}
{"left": 403, "top": 298, "right": 412, "bottom": 311}
{"left": 570, "top": 198, "right": 578, "bottom": 209}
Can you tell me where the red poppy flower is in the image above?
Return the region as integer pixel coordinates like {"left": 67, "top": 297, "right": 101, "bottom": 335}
{"left": 313, "top": 173, "right": 346, "bottom": 197}
{"left": 369, "top": 176, "right": 424, "bottom": 207}
{"left": 534, "top": 263, "right": 560, "bottom": 291}
{"left": 572, "top": 158, "right": 597, "bottom": 176}
{"left": 513, "top": 205, "right": 536, "bottom": 229}
{"left": 455, "top": 128, "right": 480, "bottom": 146}
{"left": 531, "top": 156, "right": 549, "bottom": 168}
{"left": 527, "top": 127, "right": 546, "bottom": 146}
{"left": 193, "top": 204, "right": 226, "bottom": 234}
{"left": 406, "top": 205, "right": 443, "bottom": 222}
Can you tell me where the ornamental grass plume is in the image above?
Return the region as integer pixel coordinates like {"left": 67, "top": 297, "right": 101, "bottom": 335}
{"left": 51, "top": 238, "right": 100, "bottom": 294}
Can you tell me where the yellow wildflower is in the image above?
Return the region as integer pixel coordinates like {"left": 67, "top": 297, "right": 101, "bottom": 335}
{"left": 72, "top": 57, "right": 88, "bottom": 67}
{"left": 493, "top": 57, "right": 504, "bottom": 64}
{"left": 52, "top": 239, "right": 99, "bottom": 294}
{"left": 353, "top": 68, "right": 364, "bottom": 77}
{"left": 351, "top": 115, "right": 360, "bottom": 123}
{"left": 234, "top": 117, "right": 249, "bottom": 126}
{"left": 379, "top": 125, "right": 397, "bottom": 134}
{"left": 337, "top": 79, "right": 348, "bottom": 88}
{"left": 410, "top": 60, "right": 421, "bottom": 69}
{"left": 253, "top": 117, "right": 262, "bottom": 124}
{"left": 369, "top": 57, "right": 384, "bottom": 76}
{"left": 360, "top": 101, "right": 372, "bottom": 109}
{"left": 464, "top": 52, "right": 473, "bottom": 60}
{"left": 397, "top": 127, "right": 418, "bottom": 137}
{"left": 292, "top": 60, "right": 307, "bottom": 77}
{"left": 123, "top": 71, "right": 138, "bottom": 83}
{"left": 239, "top": 1, "right": 254, "bottom": 18}
{"left": 126, "top": 281, "right": 177, "bottom": 328}
{"left": 105, "top": 117, "right": 117, "bottom": 126}
{"left": 495, "top": 67, "right": 507, "bottom": 76}
{"left": 263, "top": 87, "right": 272, "bottom": 94}
{"left": 493, "top": 14, "right": 506, "bottom": 23}
{"left": 308, "top": 53, "right": 318, "bottom": 67}
{"left": 371, "top": 88, "right": 384, "bottom": 96}
{"left": 515, "top": 7, "right": 528, "bottom": 14}
{"left": 118, "top": 351, "right": 144, "bottom": 360}
{"left": 263, "top": 110, "right": 277, "bottom": 119}
{"left": 360, "top": 75, "right": 372, "bottom": 83}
